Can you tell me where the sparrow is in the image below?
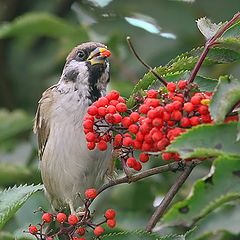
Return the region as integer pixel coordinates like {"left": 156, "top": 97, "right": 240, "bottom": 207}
{"left": 34, "top": 42, "right": 112, "bottom": 213}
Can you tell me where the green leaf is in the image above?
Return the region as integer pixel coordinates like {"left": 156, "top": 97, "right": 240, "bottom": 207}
{"left": 0, "top": 232, "right": 31, "bottom": 240}
{"left": 100, "top": 230, "right": 185, "bottom": 240}
{"left": 161, "top": 156, "right": 240, "bottom": 227}
{"left": 221, "top": 21, "right": 240, "bottom": 40}
{"left": 127, "top": 45, "right": 240, "bottom": 107}
{"left": 167, "top": 122, "right": 240, "bottom": 159}
{"left": 209, "top": 75, "right": 240, "bottom": 123}
{"left": 0, "top": 12, "right": 88, "bottom": 40}
{"left": 0, "top": 109, "right": 32, "bottom": 144}
{"left": 187, "top": 203, "right": 240, "bottom": 240}
{"left": 0, "top": 163, "right": 40, "bottom": 186}
{"left": 0, "top": 184, "right": 43, "bottom": 229}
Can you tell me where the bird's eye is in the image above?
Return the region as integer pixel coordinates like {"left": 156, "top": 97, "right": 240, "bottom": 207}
{"left": 77, "top": 50, "right": 86, "bottom": 61}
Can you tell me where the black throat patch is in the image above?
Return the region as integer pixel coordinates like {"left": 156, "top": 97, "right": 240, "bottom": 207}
{"left": 87, "top": 62, "right": 109, "bottom": 103}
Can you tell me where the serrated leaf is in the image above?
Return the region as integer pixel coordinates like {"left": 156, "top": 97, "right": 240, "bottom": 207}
{"left": 0, "top": 109, "right": 32, "bottom": 144}
{"left": 161, "top": 156, "right": 240, "bottom": 227}
{"left": 127, "top": 45, "right": 240, "bottom": 108}
{"left": 0, "top": 184, "right": 43, "bottom": 229}
{"left": 99, "top": 230, "right": 185, "bottom": 240}
{"left": 167, "top": 122, "right": 240, "bottom": 159}
{"left": 196, "top": 17, "right": 223, "bottom": 40}
{"left": 187, "top": 203, "right": 240, "bottom": 240}
{"left": 209, "top": 75, "right": 240, "bottom": 122}
{"left": 221, "top": 21, "right": 240, "bottom": 40}
{"left": 0, "top": 12, "right": 88, "bottom": 40}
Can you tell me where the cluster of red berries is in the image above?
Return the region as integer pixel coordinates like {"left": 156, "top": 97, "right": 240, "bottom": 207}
{"left": 83, "top": 81, "right": 212, "bottom": 169}
{"left": 27, "top": 188, "right": 116, "bottom": 239}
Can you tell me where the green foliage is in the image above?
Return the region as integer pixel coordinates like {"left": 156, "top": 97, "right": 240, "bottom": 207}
{"left": 161, "top": 156, "right": 240, "bottom": 227}
{"left": 0, "top": 184, "right": 43, "bottom": 230}
{"left": 100, "top": 230, "right": 185, "bottom": 240}
{"left": 0, "top": 12, "right": 88, "bottom": 41}
{"left": 187, "top": 202, "right": 240, "bottom": 240}
{"left": 0, "top": 109, "right": 32, "bottom": 145}
{"left": 167, "top": 122, "right": 240, "bottom": 159}
{"left": 209, "top": 75, "right": 240, "bottom": 123}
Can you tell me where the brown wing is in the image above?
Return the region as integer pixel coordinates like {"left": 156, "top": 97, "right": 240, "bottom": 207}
{"left": 33, "top": 85, "right": 57, "bottom": 160}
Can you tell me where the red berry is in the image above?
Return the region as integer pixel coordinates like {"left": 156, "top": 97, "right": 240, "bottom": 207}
{"left": 130, "top": 112, "right": 140, "bottom": 122}
{"left": 110, "top": 100, "right": 119, "bottom": 106}
{"left": 106, "top": 105, "right": 116, "bottom": 114}
{"left": 87, "top": 105, "right": 98, "bottom": 116}
{"left": 198, "top": 105, "right": 209, "bottom": 115}
{"left": 98, "top": 97, "right": 109, "bottom": 107}
{"left": 68, "top": 214, "right": 78, "bottom": 225}
{"left": 136, "top": 132, "right": 144, "bottom": 141}
{"left": 127, "top": 157, "right": 137, "bottom": 168}
{"left": 147, "top": 89, "right": 158, "bottom": 98}
{"left": 139, "top": 153, "right": 149, "bottom": 163}
{"left": 105, "top": 209, "right": 116, "bottom": 219}
{"left": 29, "top": 225, "right": 38, "bottom": 234}
{"left": 191, "top": 95, "right": 202, "bottom": 105}
{"left": 180, "top": 117, "right": 190, "bottom": 127}
{"left": 98, "top": 107, "right": 107, "bottom": 116}
{"left": 152, "top": 131, "right": 163, "bottom": 141}
{"left": 178, "top": 80, "right": 187, "bottom": 89}
{"left": 105, "top": 113, "right": 115, "bottom": 123}
{"left": 76, "top": 227, "right": 85, "bottom": 236}
{"left": 107, "top": 219, "right": 116, "bottom": 228}
{"left": 172, "top": 101, "right": 182, "bottom": 110}
{"left": 167, "top": 82, "right": 176, "bottom": 92}
{"left": 86, "top": 132, "right": 96, "bottom": 142}
{"left": 139, "top": 104, "right": 150, "bottom": 114}
{"left": 116, "top": 102, "right": 127, "bottom": 113}
{"left": 165, "top": 104, "right": 174, "bottom": 113}
{"left": 171, "top": 110, "right": 182, "bottom": 121}
{"left": 94, "top": 226, "right": 105, "bottom": 237}
{"left": 162, "top": 152, "right": 173, "bottom": 161}
{"left": 147, "top": 109, "right": 157, "bottom": 119}
{"left": 139, "top": 123, "right": 151, "bottom": 134}
{"left": 113, "top": 134, "right": 122, "bottom": 147}
{"left": 133, "top": 140, "right": 142, "bottom": 149}
{"left": 98, "top": 140, "right": 108, "bottom": 151}
{"left": 202, "top": 114, "right": 212, "bottom": 123}
{"left": 79, "top": 238, "right": 86, "bottom": 240}
{"left": 42, "top": 212, "right": 52, "bottom": 223}
{"left": 183, "top": 102, "right": 194, "bottom": 112}
{"left": 87, "top": 141, "right": 96, "bottom": 150}
{"left": 152, "top": 118, "right": 163, "bottom": 127}
{"left": 113, "top": 113, "right": 122, "bottom": 123}
{"left": 83, "top": 119, "right": 93, "bottom": 129}
{"left": 122, "top": 136, "right": 132, "bottom": 147}
{"left": 107, "top": 90, "right": 120, "bottom": 100}
{"left": 133, "top": 161, "right": 142, "bottom": 171}
{"left": 85, "top": 188, "right": 97, "bottom": 199}
{"left": 162, "top": 111, "right": 171, "bottom": 121}
{"left": 72, "top": 237, "right": 78, "bottom": 240}
{"left": 141, "top": 142, "right": 151, "bottom": 151}
{"left": 190, "top": 116, "right": 200, "bottom": 126}
{"left": 121, "top": 117, "right": 132, "bottom": 128}
{"left": 56, "top": 213, "right": 67, "bottom": 223}
{"left": 118, "top": 96, "right": 125, "bottom": 103}
{"left": 128, "top": 124, "right": 139, "bottom": 134}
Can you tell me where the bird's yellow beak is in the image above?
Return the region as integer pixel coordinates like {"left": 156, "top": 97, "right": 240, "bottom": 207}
{"left": 87, "top": 47, "right": 111, "bottom": 65}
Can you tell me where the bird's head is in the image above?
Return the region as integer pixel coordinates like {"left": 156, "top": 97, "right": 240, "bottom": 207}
{"left": 60, "top": 42, "right": 111, "bottom": 102}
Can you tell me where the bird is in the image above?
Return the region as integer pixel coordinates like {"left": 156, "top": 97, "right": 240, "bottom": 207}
{"left": 34, "top": 42, "right": 112, "bottom": 214}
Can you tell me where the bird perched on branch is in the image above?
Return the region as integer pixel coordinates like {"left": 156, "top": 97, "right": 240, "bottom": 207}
{"left": 34, "top": 42, "right": 112, "bottom": 213}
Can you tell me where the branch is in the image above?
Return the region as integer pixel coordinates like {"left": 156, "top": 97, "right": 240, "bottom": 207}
{"left": 145, "top": 161, "right": 196, "bottom": 232}
{"left": 127, "top": 36, "right": 168, "bottom": 86}
{"left": 187, "top": 12, "right": 240, "bottom": 84}
{"left": 97, "top": 160, "right": 201, "bottom": 196}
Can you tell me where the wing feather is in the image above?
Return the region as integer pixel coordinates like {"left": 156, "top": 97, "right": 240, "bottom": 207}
{"left": 33, "top": 85, "right": 56, "bottom": 160}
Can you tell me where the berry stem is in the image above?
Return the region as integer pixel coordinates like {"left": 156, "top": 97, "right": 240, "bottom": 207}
{"left": 127, "top": 36, "right": 168, "bottom": 87}
{"left": 145, "top": 162, "right": 196, "bottom": 232}
{"left": 97, "top": 160, "right": 201, "bottom": 195}
{"left": 187, "top": 12, "right": 240, "bottom": 84}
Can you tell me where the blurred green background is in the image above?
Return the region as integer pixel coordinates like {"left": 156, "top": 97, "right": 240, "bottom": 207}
{"left": 0, "top": 0, "right": 239, "bottom": 238}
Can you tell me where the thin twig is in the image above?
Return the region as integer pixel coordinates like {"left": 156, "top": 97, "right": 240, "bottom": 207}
{"left": 145, "top": 162, "right": 196, "bottom": 232}
{"left": 127, "top": 36, "right": 168, "bottom": 86}
{"left": 187, "top": 12, "right": 240, "bottom": 84}
{"left": 97, "top": 160, "right": 201, "bottom": 196}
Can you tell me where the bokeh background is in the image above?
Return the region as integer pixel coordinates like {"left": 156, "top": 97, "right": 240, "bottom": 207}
{"left": 0, "top": 0, "right": 239, "bottom": 238}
